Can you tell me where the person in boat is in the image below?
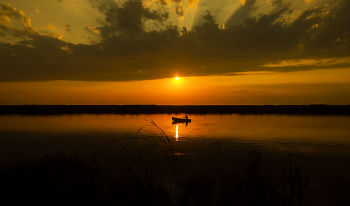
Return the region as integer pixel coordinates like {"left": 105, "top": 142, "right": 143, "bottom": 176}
{"left": 184, "top": 114, "right": 188, "bottom": 120}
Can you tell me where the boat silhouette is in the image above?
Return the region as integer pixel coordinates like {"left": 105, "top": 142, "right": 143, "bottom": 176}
{"left": 172, "top": 117, "right": 191, "bottom": 123}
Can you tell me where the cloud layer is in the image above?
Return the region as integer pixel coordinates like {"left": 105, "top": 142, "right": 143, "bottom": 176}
{"left": 0, "top": 0, "right": 349, "bottom": 82}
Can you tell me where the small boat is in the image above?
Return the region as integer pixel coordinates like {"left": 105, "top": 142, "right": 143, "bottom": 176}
{"left": 172, "top": 117, "right": 191, "bottom": 123}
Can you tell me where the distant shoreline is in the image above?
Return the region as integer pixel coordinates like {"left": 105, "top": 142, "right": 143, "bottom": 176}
{"left": 1, "top": 105, "right": 350, "bottom": 115}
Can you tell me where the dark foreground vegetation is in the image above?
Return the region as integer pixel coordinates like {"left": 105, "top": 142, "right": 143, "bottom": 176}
{"left": 0, "top": 122, "right": 310, "bottom": 206}
{"left": 0, "top": 104, "right": 350, "bottom": 115}
{"left": 0, "top": 150, "right": 309, "bottom": 206}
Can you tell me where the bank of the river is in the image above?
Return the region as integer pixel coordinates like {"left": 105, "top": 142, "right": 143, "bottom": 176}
{"left": 1, "top": 104, "right": 350, "bottom": 115}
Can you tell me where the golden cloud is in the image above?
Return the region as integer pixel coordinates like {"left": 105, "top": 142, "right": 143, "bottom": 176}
{"left": 0, "top": 3, "right": 32, "bottom": 27}
{"left": 46, "top": 24, "right": 55, "bottom": 29}
{"left": 305, "top": 0, "right": 315, "bottom": 4}
{"left": 263, "top": 57, "right": 350, "bottom": 67}
{"left": 49, "top": 33, "right": 63, "bottom": 39}
{"left": 86, "top": 26, "right": 99, "bottom": 34}
{"left": 187, "top": 0, "right": 199, "bottom": 8}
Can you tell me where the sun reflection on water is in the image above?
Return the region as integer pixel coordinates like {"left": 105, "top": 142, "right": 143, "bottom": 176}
{"left": 175, "top": 124, "right": 178, "bottom": 141}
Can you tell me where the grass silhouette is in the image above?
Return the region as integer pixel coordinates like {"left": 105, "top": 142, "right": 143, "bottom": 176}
{"left": 0, "top": 121, "right": 310, "bottom": 206}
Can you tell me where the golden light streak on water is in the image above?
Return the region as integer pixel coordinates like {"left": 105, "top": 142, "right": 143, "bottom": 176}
{"left": 175, "top": 124, "right": 179, "bottom": 141}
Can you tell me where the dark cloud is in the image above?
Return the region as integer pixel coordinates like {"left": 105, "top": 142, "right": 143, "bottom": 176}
{"left": 90, "top": 0, "right": 119, "bottom": 13}
{"left": 299, "top": 1, "right": 350, "bottom": 53}
{"left": 203, "top": 10, "right": 215, "bottom": 24}
{"left": 155, "top": 0, "right": 183, "bottom": 6}
{"left": 63, "top": 24, "right": 71, "bottom": 32}
{"left": 1, "top": 0, "right": 350, "bottom": 82}
{"left": 154, "top": 0, "right": 186, "bottom": 17}
{"left": 0, "top": 24, "right": 8, "bottom": 37}
{"left": 95, "top": 0, "right": 169, "bottom": 37}
{"left": 156, "top": 0, "right": 168, "bottom": 6}
{"left": 271, "top": 0, "right": 285, "bottom": 7}
{"left": 174, "top": 5, "right": 185, "bottom": 17}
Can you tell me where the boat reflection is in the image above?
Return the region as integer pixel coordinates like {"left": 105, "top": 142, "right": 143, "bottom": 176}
{"left": 172, "top": 121, "right": 189, "bottom": 126}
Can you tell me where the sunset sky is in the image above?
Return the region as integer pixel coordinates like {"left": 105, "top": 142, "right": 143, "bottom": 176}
{"left": 1, "top": 0, "right": 350, "bottom": 105}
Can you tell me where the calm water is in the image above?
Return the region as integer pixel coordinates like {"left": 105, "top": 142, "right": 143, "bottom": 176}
{"left": 0, "top": 114, "right": 349, "bottom": 157}
{"left": 1, "top": 114, "right": 350, "bottom": 205}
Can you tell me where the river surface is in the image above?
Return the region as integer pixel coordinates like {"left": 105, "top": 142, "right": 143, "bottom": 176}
{"left": 0, "top": 114, "right": 349, "bottom": 205}
{"left": 0, "top": 114, "right": 349, "bottom": 156}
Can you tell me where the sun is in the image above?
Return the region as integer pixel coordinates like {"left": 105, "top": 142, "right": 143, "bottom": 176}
{"left": 175, "top": 77, "right": 179, "bottom": 80}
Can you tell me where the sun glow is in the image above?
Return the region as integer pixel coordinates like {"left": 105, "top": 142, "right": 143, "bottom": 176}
{"left": 175, "top": 77, "right": 179, "bottom": 80}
